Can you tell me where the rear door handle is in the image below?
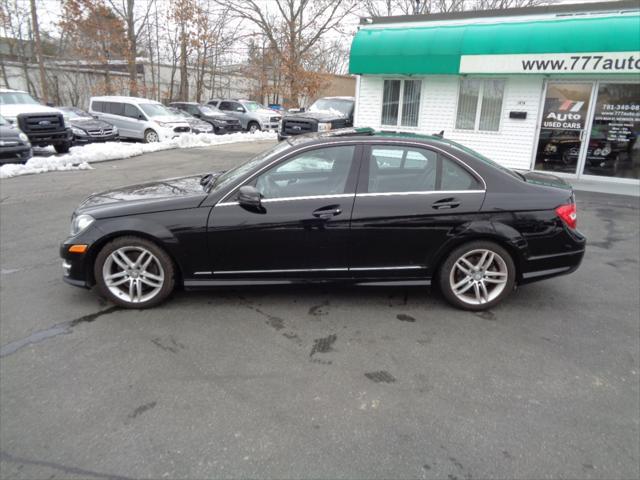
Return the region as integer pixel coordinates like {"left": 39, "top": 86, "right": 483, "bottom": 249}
{"left": 432, "top": 197, "right": 460, "bottom": 210}
{"left": 312, "top": 205, "right": 342, "bottom": 219}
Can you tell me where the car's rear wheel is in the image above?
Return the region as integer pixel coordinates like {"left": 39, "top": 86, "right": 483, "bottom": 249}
{"left": 247, "top": 121, "right": 260, "bottom": 133}
{"left": 439, "top": 241, "right": 515, "bottom": 311}
{"left": 144, "top": 129, "right": 159, "bottom": 143}
{"left": 94, "top": 236, "right": 175, "bottom": 308}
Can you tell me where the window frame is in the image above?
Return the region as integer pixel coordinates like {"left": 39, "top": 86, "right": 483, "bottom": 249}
{"left": 380, "top": 78, "right": 423, "bottom": 129}
{"left": 455, "top": 78, "right": 506, "bottom": 133}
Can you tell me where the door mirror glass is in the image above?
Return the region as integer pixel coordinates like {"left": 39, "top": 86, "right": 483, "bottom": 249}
{"left": 238, "top": 185, "right": 262, "bottom": 208}
{"left": 236, "top": 106, "right": 245, "bottom": 112}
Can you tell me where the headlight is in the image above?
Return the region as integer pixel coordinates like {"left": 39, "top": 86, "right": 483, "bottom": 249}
{"left": 155, "top": 121, "right": 171, "bottom": 128}
{"left": 112, "top": 125, "right": 118, "bottom": 134}
{"left": 601, "top": 145, "right": 611, "bottom": 156}
{"left": 317, "top": 122, "right": 332, "bottom": 132}
{"left": 18, "top": 132, "right": 29, "bottom": 143}
{"left": 545, "top": 144, "right": 557, "bottom": 153}
{"left": 70, "top": 214, "right": 95, "bottom": 236}
{"left": 72, "top": 127, "right": 86, "bottom": 136}
{"left": 202, "top": 124, "right": 213, "bottom": 131}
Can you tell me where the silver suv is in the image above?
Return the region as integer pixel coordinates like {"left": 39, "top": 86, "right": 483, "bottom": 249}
{"left": 207, "top": 99, "right": 280, "bottom": 133}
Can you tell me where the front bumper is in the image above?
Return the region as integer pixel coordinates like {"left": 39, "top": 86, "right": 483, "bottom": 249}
{"left": 214, "top": 124, "right": 243, "bottom": 135}
{"left": 27, "top": 128, "right": 73, "bottom": 147}
{"left": 0, "top": 145, "right": 32, "bottom": 164}
{"left": 73, "top": 133, "right": 119, "bottom": 144}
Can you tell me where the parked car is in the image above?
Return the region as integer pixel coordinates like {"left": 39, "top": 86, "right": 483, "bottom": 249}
{"left": 279, "top": 96, "right": 354, "bottom": 140}
{"left": 89, "top": 96, "right": 190, "bottom": 143}
{"left": 57, "top": 106, "right": 119, "bottom": 145}
{"left": 207, "top": 98, "right": 280, "bottom": 133}
{"left": 60, "top": 128, "right": 585, "bottom": 311}
{"left": 0, "top": 114, "right": 32, "bottom": 164}
{"left": 168, "top": 102, "right": 242, "bottom": 134}
{"left": 166, "top": 107, "right": 214, "bottom": 134}
{"left": 0, "top": 88, "right": 72, "bottom": 153}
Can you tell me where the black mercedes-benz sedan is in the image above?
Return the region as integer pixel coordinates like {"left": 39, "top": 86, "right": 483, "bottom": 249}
{"left": 58, "top": 107, "right": 119, "bottom": 145}
{"left": 60, "top": 128, "right": 585, "bottom": 311}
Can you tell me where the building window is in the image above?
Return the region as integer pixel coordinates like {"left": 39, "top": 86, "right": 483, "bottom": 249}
{"left": 455, "top": 79, "right": 505, "bottom": 131}
{"left": 381, "top": 79, "right": 422, "bottom": 127}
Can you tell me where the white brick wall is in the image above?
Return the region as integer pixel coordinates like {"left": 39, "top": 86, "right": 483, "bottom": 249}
{"left": 355, "top": 75, "right": 545, "bottom": 171}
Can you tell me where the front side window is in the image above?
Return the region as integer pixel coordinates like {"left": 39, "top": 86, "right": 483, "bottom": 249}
{"left": 254, "top": 146, "right": 355, "bottom": 199}
{"left": 367, "top": 146, "right": 480, "bottom": 193}
{"left": 455, "top": 78, "right": 505, "bottom": 132}
{"left": 124, "top": 104, "right": 141, "bottom": 119}
{"left": 381, "top": 79, "right": 422, "bottom": 127}
{"left": 139, "top": 103, "right": 171, "bottom": 118}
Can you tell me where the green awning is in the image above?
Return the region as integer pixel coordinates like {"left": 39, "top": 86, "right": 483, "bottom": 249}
{"left": 349, "top": 14, "right": 640, "bottom": 75}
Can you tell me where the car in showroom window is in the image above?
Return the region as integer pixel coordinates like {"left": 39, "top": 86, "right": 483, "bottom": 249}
{"left": 60, "top": 128, "right": 585, "bottom": 311}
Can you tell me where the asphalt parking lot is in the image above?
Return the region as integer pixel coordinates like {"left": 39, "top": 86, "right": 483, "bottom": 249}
{"left": 1, "top": 141, "right": 639, "bottom": 480}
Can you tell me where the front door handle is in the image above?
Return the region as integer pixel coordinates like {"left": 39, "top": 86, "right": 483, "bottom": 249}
{"left": 312, "top": 205, "right": 342, "bottom": 219}
{"left": 432, "top": 197, "right": 460, "bottom": 210}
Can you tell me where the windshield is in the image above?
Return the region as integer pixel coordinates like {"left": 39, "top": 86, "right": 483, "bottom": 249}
{"left": 242, "top": 101, "right": 264, "bottom": 112}
{"left": 200, "top": 105, "right": 221, "bottom": 116}
{"left": 139, "top": 103, "right": 172, "bottom": 118}
{"left": 308, "top": 98, "right": 352, "bottom": 117}
{"left": 0, "top": 91, "right": 40, "bottom": 105}
{"left": 209, "top": 142, "right": 291, "bottom": 193}
{"left": 169, "top": 108, "right": 192, "bottom": 118}
{"left": 445, "top": 139, "right": 523, "bottom": 181}
{"left": 60, "top": 108, "right": 92, "bottom": 119}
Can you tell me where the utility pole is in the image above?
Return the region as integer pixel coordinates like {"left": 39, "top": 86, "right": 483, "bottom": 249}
{"left": 29, "top": 0, "right": 48, "bottom": 102}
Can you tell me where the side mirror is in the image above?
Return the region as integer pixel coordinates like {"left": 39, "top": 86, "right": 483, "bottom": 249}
{"left": 236, "top": 107, "right": 245, "bottom": 113}
{"left": 238, "top": 185, "right": 262, "bottom": 208}
{"left": 138, "top": 114, "right": 145, "bottom": 120}
{"left": 193, "top": 112, "right": 201, "bottom": 118}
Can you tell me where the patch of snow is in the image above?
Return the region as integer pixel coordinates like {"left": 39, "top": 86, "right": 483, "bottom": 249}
{"left": 0, "top": 131, "right": 277, "bottom": 179}
{"left": 307, "top": 106, "right": 345, "bottom": 117}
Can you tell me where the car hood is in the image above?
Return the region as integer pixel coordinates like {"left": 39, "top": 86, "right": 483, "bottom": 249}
{"left": 150, "top": 115, "right": 190, "bottom": 125}
{"left": 77, "top": 175, "right": 209, "bottom": 218}
{"left": 67, "top": 118, "right": 113, "bottom": 130}
{"left": 0, "top": 103, "right": 63, "bottom": 119}
{"left": 285, "top": 111, "right": 345, "bottom": 122}
{"left": 256, "top": 108, "right": 280, "bottom": 117}
{"left": 0, "top": 125, "right": 22, "bottom": 139}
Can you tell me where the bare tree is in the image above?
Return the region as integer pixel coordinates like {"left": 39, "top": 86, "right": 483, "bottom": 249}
{"left": 220, "top": 0, "right": 357, "bottom": 107}
{"left": 29, "top": 0, "right": 48, "bottom": 101}
{"left": 106, "top": 0, "right": 155, "bottom": 96}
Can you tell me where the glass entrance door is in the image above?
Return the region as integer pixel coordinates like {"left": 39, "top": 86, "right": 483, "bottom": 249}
{"left": 582, "top": 83, "right": 640, "bottom": 180}
{"left": 534, "top": 82, "right": 594, "bottom": 174}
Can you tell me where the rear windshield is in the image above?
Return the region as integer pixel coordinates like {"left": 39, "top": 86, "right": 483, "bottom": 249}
{"left": 445, "top": 139, "right": 523, "bottom": 181}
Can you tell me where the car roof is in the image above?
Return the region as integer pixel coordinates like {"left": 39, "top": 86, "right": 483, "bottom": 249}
{"left": 287, "top": 127, "right": 446, "bottom": 146}
{"left": 90, "top": 96, "right": 161, "bottom": 105}
{"left": 319, "top": 96, "right": 355, "bottom": 101}
{"left": 0, "top": 88, "right": 28, "bottom": 94}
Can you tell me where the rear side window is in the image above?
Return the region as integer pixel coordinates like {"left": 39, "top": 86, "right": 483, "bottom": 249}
{"left": 106, "top": 102, "right": 124, "bottom": 116}
{"left": 92, "top": 101, "right": 104, "bottom": 112}
{"left": 369, "top": 146, "right": 438, "bottom": 193}
{"left": 366, "top": 146, "right": 481, "bottom": 193}
{"left": 124, "top": 104, "right": 141, "bottom": 119}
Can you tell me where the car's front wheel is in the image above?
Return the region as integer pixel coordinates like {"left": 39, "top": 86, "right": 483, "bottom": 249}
{"left": 144, "top": 129, "right": 160, "bottom": 143}
{"left": 54, "top": 141, "right": 71, "bottom": 154}
{"left": 439, "top": 241, "right": 515, "bottom": 311}
{"left": 94, "top": 236, "right": 175, "bottom": 308}
{"left": 247, "top": 121, "right": 260, "bottom": 133}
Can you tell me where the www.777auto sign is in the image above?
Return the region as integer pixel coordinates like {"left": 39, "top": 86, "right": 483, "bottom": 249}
{"left": 459, "top": 52, "right": 640, "bottom": 74}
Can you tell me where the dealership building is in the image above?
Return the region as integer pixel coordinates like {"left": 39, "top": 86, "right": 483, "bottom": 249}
{"left": 349, "top": 0, "right": 640, "bottom": 193}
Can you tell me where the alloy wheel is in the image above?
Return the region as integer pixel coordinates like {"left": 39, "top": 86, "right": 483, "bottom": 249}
{"left": 146, "top": 130, "right": 159, "bottom": 143}
{"left": 102, "top": 246, "right": 165, "bottom": 304}
{"left": 449, "top": 248, "right": 509, "bottom": 306}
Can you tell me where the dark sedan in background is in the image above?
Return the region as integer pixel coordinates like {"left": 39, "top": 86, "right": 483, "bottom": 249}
{"left": 58, "top": 107, "right": 119, "bottom": 145}
{"left": 166, "top": 107, "right": 214, "bottom": 134}
{"left": 60, "top": 128, "right": 585, "bottom": 311}
{"left": 169, "top": 102, "right": 243, "bottom": 134}
{"left": 0, "top": 114, "right": 32, "bottom": 164}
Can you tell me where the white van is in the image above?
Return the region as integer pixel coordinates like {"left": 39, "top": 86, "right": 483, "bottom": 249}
{"left": 89, "top": 96, "right": 190, "bottom": 143}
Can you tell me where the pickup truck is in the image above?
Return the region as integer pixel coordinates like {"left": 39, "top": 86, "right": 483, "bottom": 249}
{"left": 0, "top": 88, "right": 72, "bottom": 153}
{"left": 278, "top": 96, "right": 354, "bottom": 140}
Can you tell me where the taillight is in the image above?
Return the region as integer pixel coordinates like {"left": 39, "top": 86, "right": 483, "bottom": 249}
{"left": 555, "top": 203, "right": 577, "bottom": 229}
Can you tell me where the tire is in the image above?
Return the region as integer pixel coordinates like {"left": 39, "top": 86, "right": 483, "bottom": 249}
{"left": 94, "top": 236, "right": 175, "bottom": 309}
{"left": 144, "top": 129, "right": 160, "bottom": 143}
{"left": 438, "top": 240, "right": 516, "bottom": 311}
{"left": 54, "top": 142, "right": 71, "bottom": 154}
{"left": 247, "top": 122, "right": 260, "bottom": 133}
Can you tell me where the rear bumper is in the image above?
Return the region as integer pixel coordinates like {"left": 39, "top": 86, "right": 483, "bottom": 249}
{"left": 519, "top": 229, "right": 586, "bottom": 284}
